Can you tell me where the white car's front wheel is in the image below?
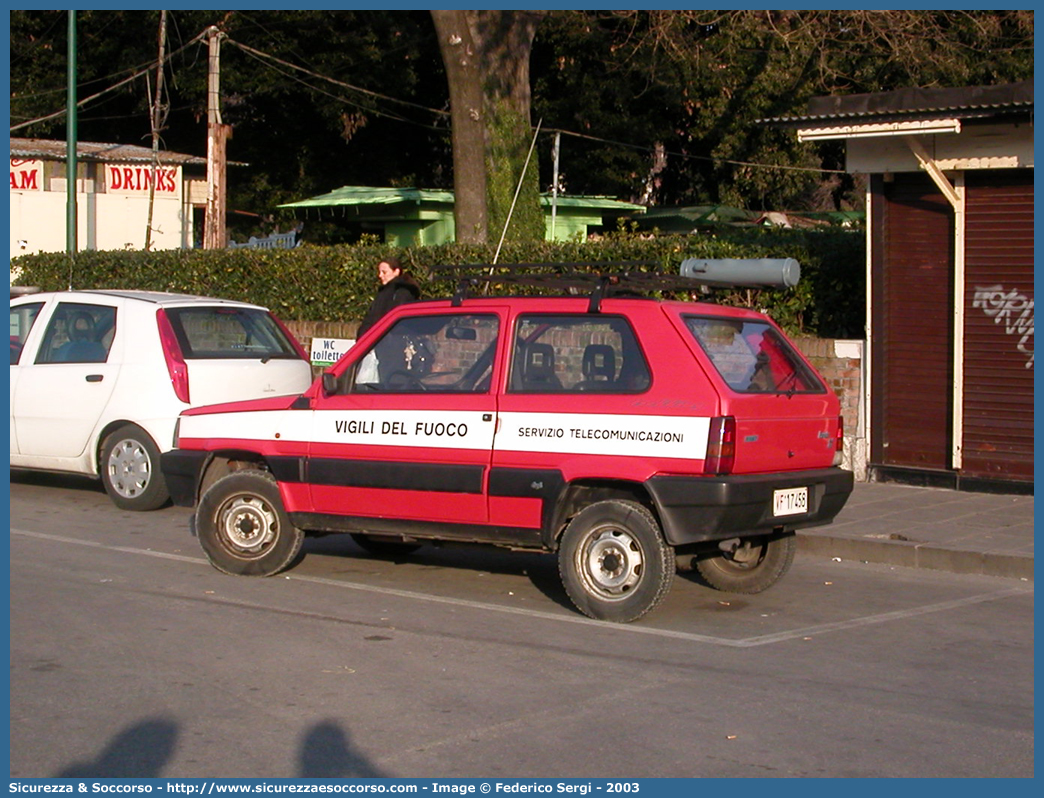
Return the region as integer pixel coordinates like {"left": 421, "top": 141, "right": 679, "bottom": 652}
{"left": 100, "top": 424, "right": 170, "bottom": 511}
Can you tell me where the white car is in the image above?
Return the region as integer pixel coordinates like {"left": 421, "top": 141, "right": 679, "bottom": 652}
{"left": 10, "top": 289, "right": 314, "bottom": 511}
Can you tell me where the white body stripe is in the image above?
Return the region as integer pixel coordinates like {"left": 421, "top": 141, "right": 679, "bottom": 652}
{"left": 181, "top": 409, "right": 711, "bottom": 459}
{"left": 315, "top": 410, "right": 496, "bottom": 449}
{"left": 181, "top": 409, "right": 495, "bottom": 450}
{"left": 497, "top": 412, "right": 709, "bottom": 459}
{"left": 180, "top": 410, "right": 315, "bottom": 444}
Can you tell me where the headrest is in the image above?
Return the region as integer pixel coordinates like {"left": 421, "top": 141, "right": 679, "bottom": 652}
{"left": 582, "top": 344, "right": 615, "bottom": 380}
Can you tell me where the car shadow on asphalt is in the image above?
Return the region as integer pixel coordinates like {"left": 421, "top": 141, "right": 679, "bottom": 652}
{"left": 10, "top": 468, "right": 106, "bottom": 495}
{"left": 302, "top": 534, "right": 576, "bottom": 613}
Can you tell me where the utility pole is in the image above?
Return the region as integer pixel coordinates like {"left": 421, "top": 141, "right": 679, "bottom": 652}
{"left": 66, "top": 10, "right": 78, "bottom": 257}
{"left": 145, "top": 9, "right": 168, "bottom": 251}
{"left": 550, "top": 131, "right": 560, "bottom": 241}
{"left": 203, "top": 25, "right": 230, "bottom": 249}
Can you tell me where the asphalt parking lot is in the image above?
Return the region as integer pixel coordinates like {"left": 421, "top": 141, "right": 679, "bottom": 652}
{"left": 8, "top": 472, "right": 1036, "bottom": 778}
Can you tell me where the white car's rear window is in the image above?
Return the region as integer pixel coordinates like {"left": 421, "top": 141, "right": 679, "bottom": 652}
{"left": 166, "top": 306, "right": 301, "bottom": 360}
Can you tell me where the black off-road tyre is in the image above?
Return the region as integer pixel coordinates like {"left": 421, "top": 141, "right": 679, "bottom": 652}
{"left": 350, "top": 533, "right": 423, "bottom": 557}
{"left": 100, "top": 424, "right": 170, "bottom": 511}
{"left": 558, "top": 500, "right": 674, "bottom": 623}
{"left": 695, "top": 533, "right": 796, "bottom": 594}
{"left": 196, "top": 469, "right": 303, "bottom": 577}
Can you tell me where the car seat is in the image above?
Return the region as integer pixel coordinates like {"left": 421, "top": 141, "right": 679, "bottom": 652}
{"left": 520, "top": 342, "right": 562, "bottom": 391}
{"left": 576, "top": 344, "right": 616, "bottom": 391}
{"left": 55, "top": 311, "right": 108, "bottom": 363}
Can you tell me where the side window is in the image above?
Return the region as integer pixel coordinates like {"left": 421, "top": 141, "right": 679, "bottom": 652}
{"left": 35, "top": 303, "right": 117, "bottom": 365}
{"left": 510, "top": 315, "right": 651, "bottom": 393}
{"left": 10, "top": 302, "right": 43, "bottom": 365}
{"left": 349, "top": 313, "right": 499, "bottom": 393}
{"left": 684, "top": 316, "right": 825, "bottom": 394}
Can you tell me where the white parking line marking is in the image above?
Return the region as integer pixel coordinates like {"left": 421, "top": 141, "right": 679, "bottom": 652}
{"left": 12, "top": 527, "right": 1031, "bottom": 647}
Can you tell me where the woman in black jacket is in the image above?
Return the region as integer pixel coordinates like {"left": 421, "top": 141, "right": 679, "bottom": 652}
{"left": 357, "top": 256, "right": 420, "bottom": 336}
{"left": 356, "top": 257, "right": 421, "bottom": 384}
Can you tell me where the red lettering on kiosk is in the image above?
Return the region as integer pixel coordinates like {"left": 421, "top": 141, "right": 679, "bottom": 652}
{"left": 10, "top": 159, "right": 41, "bottom": 191}
{"left": 107, "top": 164, "right": 177, "bottom": 194}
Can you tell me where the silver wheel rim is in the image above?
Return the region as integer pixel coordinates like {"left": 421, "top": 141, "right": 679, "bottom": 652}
{"left": 577, "top": 525, "right": 643, "bottom": 600}
{"left": 106, "top": 438, "right": 152, "bottom": 499}
{"left": 218, "top": 495, "right": 278, "bottom": 555}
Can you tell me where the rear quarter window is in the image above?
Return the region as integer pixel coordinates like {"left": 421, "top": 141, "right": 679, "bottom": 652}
{"left": 166, "top": 306, "right": 300, "bottom": 360}
{"left": 684, "top": 315, "right": 824, "bottom": 394}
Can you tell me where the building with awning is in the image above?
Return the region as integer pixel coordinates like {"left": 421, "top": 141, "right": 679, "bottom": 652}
{"left": 278, "top": 186, "right": 644, "bottom": 246}
{"left": 764, "top": 80, "right": 1033, "bottom": 492}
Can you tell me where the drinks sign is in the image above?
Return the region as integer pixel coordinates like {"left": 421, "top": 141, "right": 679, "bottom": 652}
{"left": 106, "top": 164, "right": 180, "bottom": 195}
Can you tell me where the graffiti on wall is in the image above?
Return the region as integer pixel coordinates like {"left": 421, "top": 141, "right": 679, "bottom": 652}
{"left": 972, "top": 285, "right": 1034, "bottom": 369}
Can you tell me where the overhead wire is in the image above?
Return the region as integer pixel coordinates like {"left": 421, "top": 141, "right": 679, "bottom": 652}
{"left": 12, "top": 25, "right": 842, "bottom": 176}
{"left": 226, "top": 39, "right": 431, "bottom": 129}
{"left": 225, "top": 38, "right": 450, "bottom": 120}
{"left": 10, "top": 28, "right": 208, "bottom": 133}
{"left": 223, "top": 37, "right": 453, "bottom": 134}
{"left": 226, "top": 36, "right": 842, "bottom": 175}
{"left": 542, "top": 127, "right": 846, "bottom": 175}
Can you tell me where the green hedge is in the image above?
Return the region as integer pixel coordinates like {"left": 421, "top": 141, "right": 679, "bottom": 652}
{"left": 11, "top": 228, "right": 864, "bottom": 338}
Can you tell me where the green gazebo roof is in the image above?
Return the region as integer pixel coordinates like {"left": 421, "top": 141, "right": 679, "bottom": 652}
{"left": 279, "top": 186, "right": 643, "bottom": 213}
{"left": 278, "top": 186, "right": 644, "bottom": 245}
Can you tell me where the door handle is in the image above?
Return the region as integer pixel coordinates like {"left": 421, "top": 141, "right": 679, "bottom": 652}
{"left": 86, "top": 374, "right": 103, "bottom": 382}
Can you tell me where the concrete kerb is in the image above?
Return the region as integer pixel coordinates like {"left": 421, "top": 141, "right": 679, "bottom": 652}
{"left": 795, "top": 480, "right": 1034, "bottom": 581}
{"left": 797, "top": 532, "right": 1034, "bottom": 581}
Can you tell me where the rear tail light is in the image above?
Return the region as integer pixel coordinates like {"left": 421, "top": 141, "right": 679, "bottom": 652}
{"left": 834, "top": 414, "right": 844, "bottom": 466}
{"left": 704, "top": 415, "right": 736, "bottom": 475}
{"left": 156, "top": 309, "right": 190, "bottom": 403}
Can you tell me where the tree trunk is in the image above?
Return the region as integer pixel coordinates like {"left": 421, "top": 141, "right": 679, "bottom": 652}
{"left": 432, "top": 10, "right": 544, "bottom": 247}
{"left": 431, "top": 10, "right": 488, "bottom": 244}
{"left": 477, "top": 10, "right": 544, "bottom": 245}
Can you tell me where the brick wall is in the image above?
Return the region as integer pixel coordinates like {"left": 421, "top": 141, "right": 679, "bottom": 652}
{"left": 285, "top": 319, "right": 361, "bottom": 343}
{"left": 793, "top": 337, "right": 866, "bottom": 479}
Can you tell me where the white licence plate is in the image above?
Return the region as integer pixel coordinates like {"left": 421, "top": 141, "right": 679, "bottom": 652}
{"left": 773, "top": 487, "right": 808, "bottom": 517}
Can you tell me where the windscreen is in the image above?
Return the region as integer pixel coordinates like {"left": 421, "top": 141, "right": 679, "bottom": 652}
{"left": 165, "top": 306, "right": 301, "bottom": 360}
{"left": 684, "top": 315, "right": 825, "bottom": 394}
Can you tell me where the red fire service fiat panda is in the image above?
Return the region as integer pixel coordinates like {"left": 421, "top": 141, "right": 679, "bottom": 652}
{"left": 161, "top": 261, "right": 853, "bottom": 622}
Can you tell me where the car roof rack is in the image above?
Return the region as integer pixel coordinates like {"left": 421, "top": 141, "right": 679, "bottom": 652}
{"left": 430, "top": 259, "right": 800, "bottom": 313}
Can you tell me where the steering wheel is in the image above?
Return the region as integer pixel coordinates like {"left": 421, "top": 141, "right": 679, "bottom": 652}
{"left": 385, "top": 370, "right": 427, "bottom": 391}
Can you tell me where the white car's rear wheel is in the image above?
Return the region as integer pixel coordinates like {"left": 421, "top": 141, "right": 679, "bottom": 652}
{"left": 100, "top": 425, "right": 169, "bottom": 511}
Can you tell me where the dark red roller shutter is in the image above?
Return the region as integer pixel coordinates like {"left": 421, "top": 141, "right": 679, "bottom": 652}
{"left": 872, "top": 173, "right": 954, "bottom": 471}
{"left": 962, "top": 169, "right": 1033, "bottom": 481}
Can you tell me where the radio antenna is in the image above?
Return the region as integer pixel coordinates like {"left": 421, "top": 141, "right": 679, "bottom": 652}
{"left": 491, "top": 118, "right": 542, "bottom": 269}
